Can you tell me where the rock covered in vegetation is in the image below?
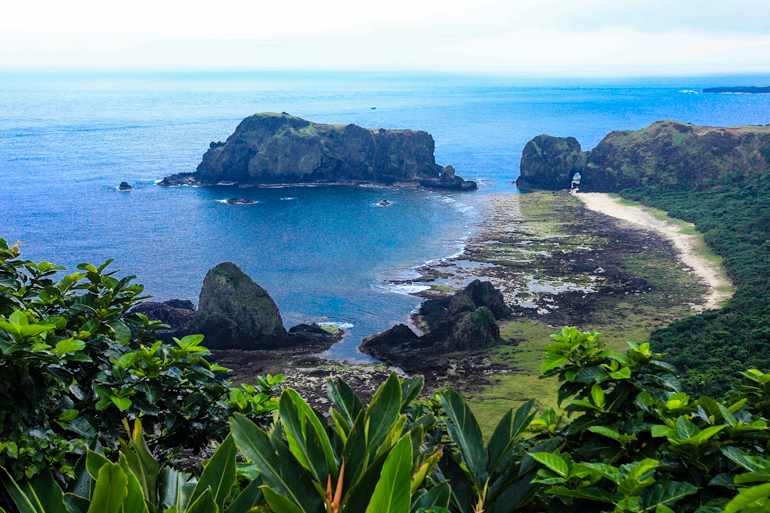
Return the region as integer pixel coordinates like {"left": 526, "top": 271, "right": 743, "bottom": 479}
{"left": 159, "top": 112, "right": 476, "bottom": 191}
{"left": 132, "top": 263, "right": 343, "bottom": 350}
{"left": 360, "top": 279, "right": 508, "bottom": 370}
{"left": 517, "top": 120, "right": 770, "bottom": 192}
{"left": 516, "top": 135, "right": 587, "bottom": 190}
{"left": 188, "top": 262, "right": 288, "bottom": 350}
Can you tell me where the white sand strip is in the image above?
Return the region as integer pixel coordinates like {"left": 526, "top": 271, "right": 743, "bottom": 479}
{"left": 572, "top": 191, "right": 733, "bottom": 312}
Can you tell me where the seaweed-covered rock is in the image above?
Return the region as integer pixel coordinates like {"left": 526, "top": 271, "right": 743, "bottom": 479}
{"left": 130, "top": 299, "right": 194, "bottom": 337}
{"left": 190, "top": 262, "right": 288, "bottom": 350}
{"left": 516, "top": 135, "right": 587, "bottom": 190}
{"left": 287, "top": 323, "right": 342, "bottom": 345}
{"left": 159, "top": 112, "right": 476, "bottom": 191}
{"left": 464, "top": 279, "right": 511, "bottom": 320}
{"left": 449, "top": 307, "right": 500, "bottom": 350}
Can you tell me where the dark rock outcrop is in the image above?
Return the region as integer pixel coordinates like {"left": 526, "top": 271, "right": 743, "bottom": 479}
{"left": 516, "top": 135, "right": 587, "bottom": 190}
{"left": 190, "top": 262, "right": 287, "bottom": 350}
{"left": 359, "top": 279, "right": 509, "bottom": 371}
{"left": 131, "top": 263, "right": 343, "bottom": 350}
{"left": 449, "top": 307, "right": 500, "bottom": 351}
{"left": 159, "top": 112, "right": 476, "bottom": 191}
{"left": 118, "top": 181, "right": 133, "bottom": 191}
{"left": 516, "top": 120, "right": 770, "bottom": 193}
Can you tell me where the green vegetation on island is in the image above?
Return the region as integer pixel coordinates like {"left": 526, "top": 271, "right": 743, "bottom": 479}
{"left": 516, "top": 120, "right": 770, "bottom": 396}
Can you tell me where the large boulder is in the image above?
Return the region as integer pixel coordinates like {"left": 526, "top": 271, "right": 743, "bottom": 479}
{"left": 449, "top": 307, "right": 500, "bottom": 350}
{"left": 159, "top": 112, "right": 476, "bottom": 191}
{"left": 516, "top": 135, "right": 587, "bottom": 190}
{"left": 189, "top": 262, "right": 288, "bottom": 350}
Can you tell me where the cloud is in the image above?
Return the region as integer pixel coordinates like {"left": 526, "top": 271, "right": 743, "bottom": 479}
{"left": 2, "top": 0, "right": 769, "bottom": 74}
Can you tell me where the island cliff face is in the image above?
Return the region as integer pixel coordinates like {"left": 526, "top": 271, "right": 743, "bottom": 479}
{"left": 160, "top": 112, "right": 476, "bottom": 191}
{"left": 517, "top": 120, "right": 770, "bottom": 193}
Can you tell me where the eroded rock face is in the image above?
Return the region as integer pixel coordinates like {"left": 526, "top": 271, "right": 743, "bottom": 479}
{"left": 517, "top": 120, "right": 770, "bottom": 193}
{"left": 516, "top": 135, "right": 587, "bottom": 190}
{"left": 159, "top": 112, "right": 476, "bottom": 191}
{"left": 449, "top": 307, "right": 500, "bottom": 351}
{"left": 359, "top": 280, "right": 509, "bottom": 370}
{"left": 191, "top": 262, "right": 288, "bottom": 350}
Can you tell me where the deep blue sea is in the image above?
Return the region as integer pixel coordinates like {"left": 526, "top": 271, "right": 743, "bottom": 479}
{"left": 2, "top": 71, "right": 770, "bottom": 361}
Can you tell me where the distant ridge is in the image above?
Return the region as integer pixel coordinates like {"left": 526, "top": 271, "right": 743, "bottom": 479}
{"left": 703, "top": 86, "right": 770, "bottom": 94}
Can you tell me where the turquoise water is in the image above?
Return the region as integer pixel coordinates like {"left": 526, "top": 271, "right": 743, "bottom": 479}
{"left": 2, "top": 71, "right": 770, "bottom": 360}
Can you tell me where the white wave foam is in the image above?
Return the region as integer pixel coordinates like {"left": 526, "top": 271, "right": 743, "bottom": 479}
{"left": 217, "top": 181, "right": 237, "bottom": 186}
{"left": 381, "top": 283, "right": 431, "bottom": 295}
{"left": 280, "top": 197, "right": 296, "bottom": 200}
{"left": 320, "top": 321, "right": 354, "bottom": 329}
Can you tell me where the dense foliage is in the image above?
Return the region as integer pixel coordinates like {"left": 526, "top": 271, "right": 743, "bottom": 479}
{"left": 622, "top": 173, "right": 770, "bottom": 396}
{"left": 0, "top": 240, "right": 281, "bottom": 480}
{"left": 7, "top": 326, "right": 770, "bottom": 511}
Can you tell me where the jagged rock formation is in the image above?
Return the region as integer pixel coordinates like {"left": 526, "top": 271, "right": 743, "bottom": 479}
{"left": 516, "top": 135, "right": 587, "bottom": 190}
{"left": 517, "top": 120, "right": 770, "bottom": 193}
{"left": 118, "top": 181, "right": 133, "bottom": 191}
{"left": 191, "top": 262, "right": 288, "bottom": 350}
{"left": 159, "top": 112, "right": 476, "bottom": 191}
{"left": 131, "top": 263, "right": 341, "bottom": 350}
{"left": 359, "top": 279, "right": 509, "bottom": 371}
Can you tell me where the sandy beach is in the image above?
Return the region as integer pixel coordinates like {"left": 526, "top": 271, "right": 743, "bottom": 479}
{"left": 573, "top": 191, "right": 733, "bottom": 311}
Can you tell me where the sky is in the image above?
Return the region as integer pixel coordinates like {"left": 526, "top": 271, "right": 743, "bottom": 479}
{"left": 2, "top": 0, "right": 770, "bottom": 76}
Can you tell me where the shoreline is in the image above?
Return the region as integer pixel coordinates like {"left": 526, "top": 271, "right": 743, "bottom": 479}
{"left": 572, "top": 191, "right": 733, "bottom": 312}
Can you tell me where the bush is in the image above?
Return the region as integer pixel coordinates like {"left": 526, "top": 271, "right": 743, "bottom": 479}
{"left": 0, "top": 239, "right": 281, "bottom": 480}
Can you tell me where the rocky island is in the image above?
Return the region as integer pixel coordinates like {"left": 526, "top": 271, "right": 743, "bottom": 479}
{"left": 517, "top": 120, "right": 770, "bottom": 192}
{"left": 160, "top": 112, "right": 476, "bottom": 191}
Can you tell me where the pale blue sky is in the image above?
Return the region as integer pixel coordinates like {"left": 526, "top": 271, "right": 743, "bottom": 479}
{"left": 2, "top": 0, "right": 769, "bottom": 75}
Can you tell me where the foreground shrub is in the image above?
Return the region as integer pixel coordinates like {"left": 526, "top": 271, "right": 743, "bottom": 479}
{"left": 0, "top": 239, "right": 281, "bottom": 480}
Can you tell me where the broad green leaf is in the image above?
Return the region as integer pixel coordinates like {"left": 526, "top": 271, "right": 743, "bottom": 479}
{"left": 400, "top": 376, "right": 424, "bottom": 412}
{"left": 263, "top": 487, "right": 304, "bottom": 513}
{"left": 280, "top": 389, "right": 338, "bottom": 483}
{"left": 365, "top": 435, "right": 412, "bottom": 513}
{"left": 224, "top": 478, "right": 264, "bottom": 513}
{"left": 691, "top": 425, "right": 726, "bottom": 444}
{"left": 541, "top": 354, "right": 567, "bottom": 373}
{"left": 547, "top": 485, "right": 615, "bottom": 504}
{"left": 159, "top": 467, "right": 196, "bottom": 511}
{"left": 110, "top": 396, "right": 132, "bottom": 411}
{"left": 186, "top": 487, "right": 219, "bottom": 513}
{"left": 591, "top": 384, "right": 605, "bottom": 408}
{"left": 87, "top": 463, "right": 128, "bottom": 513}
{"left": 367, "top": 373, "right": 403, "bottom": 452}
{"left": 638, "top": 481, "right": 698, "bottom": 511}
{"left": 117, "top": 455, "right": 150, "bottom": 513}
{"left": 54, "top": 339, "right": 85, "bottom": 355}
{"left": 190, "top": 435, "right": 237, "bottom": 511}
{"left": 723, "top": 482, "right": 770, "bottom": 513}
{"left": 230, "top": 414, "right": 321, "bottom": 513}
{"left": 609, "top": 367, "right": 632, "bottom": 379}
{"left": 530, "top": 453, "right": 569, "bottom": 479}
{"left": 487, "top": 399, "right": 535, "bottom": 472}
{"left": 575, "top": 462, "right": 622, "bottom": 485}
{"left": 27, "top": 468, "right": 68, "bottom": 513}
{"left": 411, "top": 482, "right": 451, "bottom": 512}
{"left": 0, "top": 467, "right": 45, "bottom": 513}
{"left": 86, "top": 450, "right": 111, "bottom": 480}
{"left": 118, "top": 419, "right": 159, "bottom": 508}
{"left": 439, "top": 388, "right": 488, "bottom": 487}
{"left": 327, "top": 377, "right": 364, "bottom": 428}
{"left": 676, "top": 416, "right": 700, "bottom": 439}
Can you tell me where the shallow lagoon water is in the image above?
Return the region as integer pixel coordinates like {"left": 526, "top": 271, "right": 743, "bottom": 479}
{"left": 1, "top": 71, "right": 770, "bottom": 360}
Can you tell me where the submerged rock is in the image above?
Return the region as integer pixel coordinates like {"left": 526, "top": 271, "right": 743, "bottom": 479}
{"left": 225, "top": 198, "right": 257, "bottom": 204}
{"left": 159, "top": 112, "right": 476, "bottom": 191}
{"left": 378, "top": 200, "right": 391, "bottom": 206}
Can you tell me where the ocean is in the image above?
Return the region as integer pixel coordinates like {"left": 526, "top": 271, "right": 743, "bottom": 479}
{"left": 2, "top": 71, "right": 770, "bottom": 361}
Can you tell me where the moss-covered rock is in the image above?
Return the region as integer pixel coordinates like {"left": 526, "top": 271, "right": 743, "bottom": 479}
{"left": 449, "top": 306, "right": 500, "bottom": 350}
{"left": 160, "top": 112, "right": 476, "bottom": 191}
{"left": 517, "top": 120, "right": 770, "bottom": 192}
{"left": 190, "top": 262, "right": 288, "bottom": 350}
{"left": 516, "top": 135, "right": 587, "bottom": 190}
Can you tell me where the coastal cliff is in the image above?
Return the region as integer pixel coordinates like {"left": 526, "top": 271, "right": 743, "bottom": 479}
{"left": 517, "top": 120, "right": 770, "bottom": 192}
{"left": 160, "top": 112, "right": 476, "bottom": 191}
